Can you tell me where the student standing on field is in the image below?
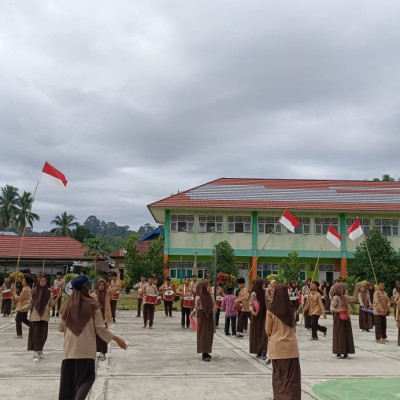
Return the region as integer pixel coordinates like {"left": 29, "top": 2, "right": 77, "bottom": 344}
{"left": 303, "top": 281, "right": 327, "bottom": 341}
{"left": 12, "top": 276, "right": 33, "bottom": 339}
{"left": 373, "top": 281, "right": 391, "bottom": 343}
{"left": 234, "top": 277, "right": 250, "bottom": 338}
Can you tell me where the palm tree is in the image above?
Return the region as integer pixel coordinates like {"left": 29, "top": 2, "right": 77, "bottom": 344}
{"left": 15, "top": 191, "right": 40, "bottom": 234}
{"left": 0, "top": 185, "right": 20, "bottom": 230}
{"left": 51, "top": 211, "right": 78, "bottom": 236}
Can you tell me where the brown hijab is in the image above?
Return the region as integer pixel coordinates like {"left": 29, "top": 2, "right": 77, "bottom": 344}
{"left": 95, "top": 279, "right": 107, "bottom": 318}
{"left": 330, "top": 282, "right": 350, "bottom": 309}
{"left": 59, "top": 285, "right": 100, "bottom": 337}
{"left": 197, "top": 280, "right": 213, "bottom": 318}
{"left": 268, "top": 284, "right": 295, "bottom": 327}
{"left": 31, "top": 277, "right": 51, "bottom": 317}
{"left": 253, "top": 279, "right": 267, "bottom": 319}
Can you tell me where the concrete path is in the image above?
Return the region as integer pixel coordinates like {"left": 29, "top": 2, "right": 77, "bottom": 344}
{"left": 0, "top": 310, "right": 399, "bottom": 400}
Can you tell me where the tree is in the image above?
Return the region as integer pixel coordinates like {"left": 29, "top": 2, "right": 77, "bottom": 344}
{"left": 372, "top": 174, "right": 396, "bottom": 181}
{"left": 143, "top": 235, "right": 165, "bottom": 283}
{"left": 72, "top": 224, "right": 95, "bottom": 243}
{"left": 14, "top": 191, "right": 39, "bottom": 234}
{"left": 0, "top": 185, "right": 19, "bottom": 229}
{"left": 83, "top": 215, "right": 102, "bottom": 235}
{"left": 137, "top": 223, "right": 156, "bottom": 236}
{"left": 210, "top": 241, "right": 238, "bottom": 279}
{"left": 348, "top": 229, "right": 400, "bottom": 294}
{"left": 281, "top": 251, "right": 301, "bottom": 282}
{"left": 51, "top": 211, "right": 79, "bottom": 236}
{"left": 125, "top": 235, "right": 147, "bottom": 284}
{"left": 83, "top": 237, "right": 111, "bottom": 275}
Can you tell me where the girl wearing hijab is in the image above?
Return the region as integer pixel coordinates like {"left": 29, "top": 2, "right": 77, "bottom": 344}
{"left": 18, "top": 275, "right": 57, "bottom": 362}
{"left": 358, "top": 283, "right": 373, "bottom": 332}
{"left": 190, "top": 280, "right": 217, "bottom": 362}
{"left": 91, "top": 279, "right": 115, "bottom": 361}
{"left": 330, "top": 282, "right": 355, "bottom": 359}
{"left": 11, "top": 276, "right": 34, "bottom": 338}
{"left": 58, "top": 275, "right": 127, "bottom": 400}
{"left": 249, "top": 279, "right": 268, "bottom": 360}
{"left": 1, "top": 276, "right": 15, "bottom": 317}
{"left": 266, "top": 284, "right": 301, "bottom": 400}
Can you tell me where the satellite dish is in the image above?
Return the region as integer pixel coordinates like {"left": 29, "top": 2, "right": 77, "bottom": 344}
{"left": 65, "top": 281, "right": 73, "bottom": 296}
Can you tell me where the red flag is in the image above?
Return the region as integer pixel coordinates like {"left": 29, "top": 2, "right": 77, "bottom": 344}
{"left": 42, "top": 161, "right": 68, "bottom": 188}
{"left": 326, "top": 225, "right": 342, "bottom": 248}
{"left": 347, "top": 219, "right": 363, "bottom": 241}
{"left": 279, "top": 210, "right": 300, "bottom": 233}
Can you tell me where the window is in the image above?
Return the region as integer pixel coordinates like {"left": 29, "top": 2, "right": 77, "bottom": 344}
{"left": 287, "top": 217, "right": 311, "bottom": 234}
{"left": 346, "top": 218, "right": 370, "bottom": 235}
{"left": 228, "top": 216, "right": 251, "bottom": 233}
{"left": 315, "top": 217, "right": 339, "bottom": 235}
{"left": 196, "top": 262, "right": 212, "bottom": 279}
{"left": 257, "top": 263, "right": 279, "bottom": 278}
{"left": 319, "top": 264, "right": 334, "bottom": 272}
{"left": 375, "top": 219, "right": 398, "bottom": 236}
{"left": 258, "top": 217, "right": 282, "bottom": 234}
{"left": 199, "top": 215, "right": 223, "bottom": 233}
{"left": 169, "top": 261, "right": 193, "bottom": 279}
{"left": 299, "top": 264, "right": 307, "bottom": 281}
{"left": 170, "top": 215, "right": 194, "bottom": 232}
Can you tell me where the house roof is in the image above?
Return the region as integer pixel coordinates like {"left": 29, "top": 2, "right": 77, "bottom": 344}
{"left": 0, "top": 236, "right": 90, "bottom": 259}
{"left": 148, "top": 178, "right": 400, "bottom": 222}
{"left": 138, "top": 228, "right": 165, "bottom": 242}
{"left": 109, "top": 248, "right": 127, "bottom": 258}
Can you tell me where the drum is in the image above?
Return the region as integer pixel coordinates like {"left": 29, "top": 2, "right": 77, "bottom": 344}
{"left": 139, "top": 291, "right": 144, "bottom": 300}
{"left": 145, "top": 294, "right": 157, "bottom": 305}
{"left": 164, "top": 290, "right": 175, "bottom": 302}
{"left": 52, "top": 287, "right": 61, "bottom": 296}
{"left": 1, "top": 289, "right": 12, "bottom": 299}
{"left": 233, "top": 302, "right": 242, "bottom": 312}
{"left": 155, "top": 296, "right": 162, "bottom": 307}
{"left": 112, "top": 291, "right": 120, "bottom": 300}
{"left": 65, "top": 282, "right": 73, "bottom": 296}
{"left": 183, "top": 297, "right": 194, "bottom": 308}
{"left": 216, "top": 296, "right": 224, "bottom": 308}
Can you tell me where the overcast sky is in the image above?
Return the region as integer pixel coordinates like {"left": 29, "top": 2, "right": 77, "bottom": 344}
{"left": 1, "top": 1, "right": 400, "bottom": 232}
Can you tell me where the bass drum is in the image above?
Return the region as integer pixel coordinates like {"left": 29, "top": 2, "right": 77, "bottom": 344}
{"left": 65, "top": 281, "right": 73, "bottom": 296}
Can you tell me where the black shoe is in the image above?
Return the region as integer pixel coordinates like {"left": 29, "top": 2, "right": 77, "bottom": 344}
{"left": 202, "top": 353, "right": 211, "bottom": 362}
{"left": 336, "top": 354, "right": 342, "bottom": 359}
{"left": 113, "top": 318, "right": 116, "bottom": 323}
{"left": 256, "top": 353, "right": 261, "bottom": 358}
{"left": 136, "top": 315, "right": 140, "bottom": 318}
{"left": 51, "top": 313, "right": 55, "bottom": 317}
{"left": 56, "top": 313, "right": 59, "bottom": 318}
{"left": 261, "top": 353, "right": 267, "bottom": 360}
{"left": 342, "top": 354, "right": 349, "bottom": 359}
{"left": 225, "top": 333, "right": 231, "bottom": 336}
{"left": 323, "top": 328, "right": 327, "bottom": 337}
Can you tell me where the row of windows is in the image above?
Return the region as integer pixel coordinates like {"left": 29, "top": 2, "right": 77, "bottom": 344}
{"left": 170, "top": 215, "right": 399, "bottom": 236}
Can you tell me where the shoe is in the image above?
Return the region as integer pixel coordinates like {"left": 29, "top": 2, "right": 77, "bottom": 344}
{"left": 225, "top": 333, "right": 231, "bottom": 336}
{"left": 366, "top": 329, "right": 370, "bottom": 332}
{"left": 256, "top": 354, "right": 261, "bottom": 359}
{"left": 323, "top": 328, "right": 327, "bottom": 337}
{"left": 99, "top": 353, "right": 106, "bottom": 361}
{"left": 136, "top": 315, "right": 140, "bottom": 318}
{"left": 56, "top": 313, "right": 59, "bottom": 317}
{"left": 235, "top": 334, "right": 243, "bottom": 338}
{"left": 261, "top": 353, "right": 267, "bottom": 360}
{"left": 202, "top": 355, "right": 211, "bottom": 362}
{"left": 309, "top": 338, "right": 318, "bottom": 341}
{"left": 14, "top": 335, "right": 23, "bottom": 339}
{"left": 266, "top": 358, "right": 271, "bottom": 365}
{"left": 142, "top": 325, "right": 146, "bottom": 329}
{"left": 51, "top": 313, "right": 55, "bottom": 317}
{"left": 383, "top": 339, "right": 389, "bottom": 342}
{"left": 33, "top": 354, "right": 39, "bottom": 363}
{"left": 336, "top": 354, "right": 342, "bottom": 359}
{"left": 342, "top": 354, "right": 349, "bottom": 359}
{"left": 376, "top": 339, "right": 384, "bottom": 344}
{"left": 149, "top": 326, "right": 153, "bottom": 329}
{"left": 113, "top": 318, "right": 116, "bottom": 323}
{"left": 38, "top": 351, "right": 44, "bottom": 359}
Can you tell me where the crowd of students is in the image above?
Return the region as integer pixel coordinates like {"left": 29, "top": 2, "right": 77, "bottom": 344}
{"left": 2, "top": 271, "right": 400, "bottom": 400}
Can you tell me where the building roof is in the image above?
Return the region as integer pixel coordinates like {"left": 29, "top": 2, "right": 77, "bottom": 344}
{"left": 148, "top": 178, "right": 400, "bottom": 222}
{"left": 138, "top": 228, "right": 165, "bottom": 242}
{"left": 0, "top": 236, "right": 90, "bottom": 259}
{"left": 109, "top": 248, "right": 127, "bottom": 258}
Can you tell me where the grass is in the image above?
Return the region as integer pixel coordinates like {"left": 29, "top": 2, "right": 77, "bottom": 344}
{"left": 116, "top": 293, "right": 182, "bottom": 312}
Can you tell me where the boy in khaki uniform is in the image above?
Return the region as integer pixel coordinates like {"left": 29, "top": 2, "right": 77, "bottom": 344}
{"left": 234, "top": 277, "right": 250, "bottom": 338}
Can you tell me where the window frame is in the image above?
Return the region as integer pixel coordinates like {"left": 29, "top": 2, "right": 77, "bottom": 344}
{"left": 258, "top": 216, "right": 282, "bottom": 234}
{"left": 227, "top": 215, "right": 252, "bottom": 233}
{"left": 170, "top": 215, "right": 195, "bottom": 232}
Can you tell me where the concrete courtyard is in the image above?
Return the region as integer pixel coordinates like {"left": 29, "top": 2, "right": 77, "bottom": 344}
{"left": 0, "top": 309, "right": 399, "bottom": 400}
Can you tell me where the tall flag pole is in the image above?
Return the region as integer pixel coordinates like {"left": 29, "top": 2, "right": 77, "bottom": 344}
{"left": 248, "top": 209, "right": 300, "bottom": 281}
{"left": 15, "top": 162, "right": 68, "bottom": 272}
{"left": 347, "top": 218, "right": 377, "bottom": 285}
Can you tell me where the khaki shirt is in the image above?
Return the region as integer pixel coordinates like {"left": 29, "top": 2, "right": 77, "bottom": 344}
{"left": 304, "top": 291, "right": 325, "bottom": 316}
{"left": 15, "top": 286, "right": 32, "bottom": 312}
{"left": 373, "top": 290, "right": 390, "bottom": 316}
{"left": 176, "top": 284, "right": 192, "bottom": 299}
{"left": 236, "top": 287, "right": 250, "bottom": 312}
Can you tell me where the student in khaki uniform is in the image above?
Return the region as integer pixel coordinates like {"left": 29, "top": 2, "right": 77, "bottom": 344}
{"left": 373, "top": 282, "right": 391, "bottom": 343}
{"left": 303, "top": 281, "right": 327, "bottom": 340}
{"left": 234, "top": 277, "right": 250, "bottom": 338}
{"left": 12, "top": 276, "right": 34, "bottom": 338}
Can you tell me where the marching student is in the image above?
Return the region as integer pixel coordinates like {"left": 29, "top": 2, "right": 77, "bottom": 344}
{"left": 142, "top": 276, "right": 159, "bottom": 329}
{"left": 234, "top": 277, "right": 250, "bottom": 338}
{"left": 19, "top": 275, "right": 58, "bottom": 362}
{"left": 159, "top": 276, "right": 175, "bottom": 317}
{"left": 109, "top": 271, "right": 121, "bottom": 323}
{"left": 266, "top": 284, "right": 301, "bottom": 400}
{"left": 51, "top": 272, "right": 65, "bottom": 317}
{"left": 373, "top": 281, "right": 391, "bottom": 344}
{"left": 303, "top": 281, "right": 327, "bottom": 340}
{"left": 1, "top": 276, "right": 15, "bottom": 317}
{"left": 191, "top": 274, "right": 199, "bottom": 294}
{"left": 134, "top": 275, "right": 146, "bottom": 317}
{"left": 302, "top": 278, "right": 312, "bottom": 330}
{"left": 190, "top": 280, "right": 217, "bottom": 362}
{"left": 222, "top": 288, "right": 237, "bottom": 336}
{"left": 176, "top": 276, "right": 193, "bottom": 329}
{"left": 58, "top": 275, "right": 127, "bottom": 400}
{"left": 358, "top": 283, "right": 373, "bottom": 332}
{"left": 330, "top": 282, "right": 355, "bottom": 358}
{"left": 212, "top": 284, "right": 224, "bottom": 328}
{"left": 12, "top": 276, "right": 33, "bottom": 339}
{"left": 249, "top": 279, "right": 268, "bottom": 360}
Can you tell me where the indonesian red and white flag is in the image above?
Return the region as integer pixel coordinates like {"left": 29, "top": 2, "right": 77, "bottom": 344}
{"left": 347, "top": 219, "right": 363, "bottom": 241}
{"left": 41, "top": 161, "right": 68, "bottom": 189}
{"left": 326, "top": 225, "right": 342, "bottom": 248}
{"left": 279, "top": 210, "right": 300, "bottom": 233}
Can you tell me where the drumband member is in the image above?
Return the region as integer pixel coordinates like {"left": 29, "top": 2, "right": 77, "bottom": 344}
{"left": 134, "top": 275, "right": 146, "bottom": 318}
{"left": 51, "top": 272, "right": 65, "bottom": 317}
{"left": 176, "top": 276, "right": 194, "bottom": 329}
{"left": 109, "top": 271, "right": 122, "bottom": 323}
{"left": 142, "top": 276, "right": 159, "bottom": 329}
{"left": 159, "top": 276, "right": 176, "bottom": 317}
{"left": 373, "top": 281, "right": 391, "bottom": 344}
{"left": 191, "top": 275, "right": 199, "bottom": 294}
{"left": 1, "top": 276, "right": 15, "bottom": 317}
{"left": 234, "top": 277, "right": 250, "bottom": 338}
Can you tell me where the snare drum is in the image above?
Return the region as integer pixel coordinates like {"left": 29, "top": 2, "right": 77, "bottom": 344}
{"left": 139, "top": 291, "right": 144, "bottom": 300}
{"left": 145, "top": 294, "right": 157, "bottom": 305}
{"left": 164, "top": 290, "right": 175, "bottom": 302}
{"left": 1, "top": 289, "right": 12, "bottom": 299}
{"left": 112, "top": 291, "right": 120, "bottom": 300}
{"left": 155, "top": 296, "right": 162, "bottom": 307}
{"left": 216, "top": 296, "right": 224, "bottom": 308}
{"left": 52, "top": 287, "right": 61, "bottom": 296}
{"left": 183, "top": 297, "right": 194, "bottom": 308}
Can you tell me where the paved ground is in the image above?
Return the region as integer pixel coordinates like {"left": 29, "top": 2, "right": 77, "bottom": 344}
{"left": 0, "top": 310, "right": 399, "bottom": 400}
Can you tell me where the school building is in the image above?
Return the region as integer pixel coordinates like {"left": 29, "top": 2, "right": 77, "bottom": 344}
{"left": 147, "top": 178, "right": 400, "bottom": 286}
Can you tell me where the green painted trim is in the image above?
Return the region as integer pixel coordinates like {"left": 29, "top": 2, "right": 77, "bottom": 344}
{"left": 164, "top": 210, "right": 170, "bottom": 255}
{"left": 340, "top": 213, "right": 347, "bottom": 256}
{"left": 252, "top": 211, "right": 258, "bottom": 257}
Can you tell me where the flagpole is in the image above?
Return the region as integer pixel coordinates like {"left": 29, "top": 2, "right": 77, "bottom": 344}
{"left": 364, "top": 239, "right": 378, "bottom": 286}
{"left": 248, "top": 209, "right": 287, "bottom": 281}
{"left": 15, "top": 173, "right": 43, "bottom": 273}
{"left": 311, "top": 236, "right": 327, "bottom": 283}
